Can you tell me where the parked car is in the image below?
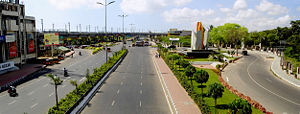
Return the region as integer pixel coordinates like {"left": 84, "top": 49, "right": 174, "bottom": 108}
{"left": 242, "top": 50, "right": 248, "bottom": 55}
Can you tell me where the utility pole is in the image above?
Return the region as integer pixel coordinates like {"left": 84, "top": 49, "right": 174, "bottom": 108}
{"left": 52, "top": 24, "right": 55, "bottom": 31}
{"left": 79, "top": 24, "right": 82, "bottom": 33}
{"left": 89, "top": 25, "right": 91, "bottom": 32}
{"left": 118, "top": 14, "right": 128, "bottom": 48}
{"left": 68, "top": 22, "right": 71, "bottom": 32}
{"left": 97, "top": 0, "right": 115, "bottom": 62}
{"left": 41, "top": 19, "right": 44, "bottom": 32}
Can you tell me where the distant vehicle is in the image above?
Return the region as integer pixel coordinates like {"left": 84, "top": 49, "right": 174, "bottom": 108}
{"left": 168, "top": 45, "right": 176, "bottom": 49}
{"left": 135, "top": 41, "right": 144, "bottom": 46}
{"left": 144, "top": 41, "right": 149, "bottom": 46}
{"left": 242, "top": 50, "right": 248, "bottom": 55}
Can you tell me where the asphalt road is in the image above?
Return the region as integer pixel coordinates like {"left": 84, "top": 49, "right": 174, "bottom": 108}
{"left": 0, "top": 43, "right": 123, "bottom": 114}
{"left": 222, "top": 51, "right": 300, "bottom": 114}
{"left": 81, "top": 46, "right": 171, "bottom": 114}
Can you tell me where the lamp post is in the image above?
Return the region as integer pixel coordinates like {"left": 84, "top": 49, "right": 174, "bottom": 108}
{"left": 118, "top": 14, "right": 127, "bottom": 48}
{"left": 41, "top": 19, "right": 43, "bottom": 32}
{"left": 97, "top": 0, "right": 115, "bottom": 62}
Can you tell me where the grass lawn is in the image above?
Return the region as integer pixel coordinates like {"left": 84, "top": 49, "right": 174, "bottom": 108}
{"left": 189, "top": 68, "right": 263, "bottom": 114}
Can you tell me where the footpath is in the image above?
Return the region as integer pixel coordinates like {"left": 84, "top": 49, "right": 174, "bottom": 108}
{"left": 256, "top": 51, "right": 300, "bottom": 88}
{"left": 151, "top": 49, "right": 201, "bottom": 114}
{"left": 0, "top": 51, "right": 75, "bottom": 92}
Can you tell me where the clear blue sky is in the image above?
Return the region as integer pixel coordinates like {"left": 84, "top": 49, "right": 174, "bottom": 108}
{"left": 23, "top": 0, "right": 300, "bottom": 32}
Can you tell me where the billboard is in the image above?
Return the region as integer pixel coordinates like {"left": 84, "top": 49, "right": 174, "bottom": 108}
{"left": 44, "top": 33, "right": 59, "bottom": 46}
{"left": 9, "top": 42, "right": 17, "bottom": 58}
{"left": 28, "top": 40, "right": 34, "bottom": 53}
{"left": 6, "top": 33, "right": 16, "bottom": 43}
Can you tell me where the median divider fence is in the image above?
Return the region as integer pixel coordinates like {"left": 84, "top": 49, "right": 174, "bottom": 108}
{"left": 47, "top": 49, "right": 128, "bottom": 114}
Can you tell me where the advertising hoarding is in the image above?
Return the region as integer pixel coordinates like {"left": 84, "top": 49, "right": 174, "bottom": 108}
{"left": 9, "top": 42, "right": 17, "bottom": 58}
{"left": 28, "top": 40, "right": 34, "bottom": 53}
{"left": 44, "top": 33, "right": 59, "bottom": 46}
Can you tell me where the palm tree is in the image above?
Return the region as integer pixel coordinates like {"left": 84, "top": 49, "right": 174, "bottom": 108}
{"left": 229, "top": 98, "right": 252, "bottom": 114}
{"left": 185, "top": 65, "right": 196, "bottom": 89}
{"left": 47, "top": 74, "right": 63, "bottom": 110}
{"left": 207, "top": 82, "right": 224, "bottom": 114}
{"left": 70, "top": 80, "right": 78, "bottom": 95}
{"left": 194, "top": 70, "right": 209, "bottom": 101}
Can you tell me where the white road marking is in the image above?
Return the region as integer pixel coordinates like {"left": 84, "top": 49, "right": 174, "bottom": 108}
{"left": 117, "top": 89, "right": 120, "bottom": 94}
{"left": 139, "top": 101, "right": 142, "bottom": 107}
{"left": 121, "top": 82, "right": 123, "bottom": 85}
{"left": 141, "top": 76, "right": 143, "bottom": 79}
{"left": 80, "top": 77, "right": 85, "bottom": 82}
{"left": 49, "top": 92, "right": 54, "bottom": 97}
{"left": 226, "top": 77, "right": 229, "bottom": 82}
{"left": 140, "top": 90, "right": 142, "bottom": 94}
{"left": 43, "top": 84, "right": 49, "bottom": 87}
{"left": 247, "top": 56, "right": 300, "bottom": 106}
{"left": 111, "top": 100, "right": 115, "bottom": 106}
{"left": 140, "top": 82, "right": 143, "bottom": 86}
{"left": 30, "top": 103, "right": 38, "bottom": 109}
{"left": 8, "top": 100, "right": 16, "bottom": 105}
{"left": 152, "top": 51, "right": 176, "bottom": 114}
{"left": 266, "top": 78, "right": 272, "bottom": 83}
{"left": 27, "top": 91, "right": 35, "bottom": 96}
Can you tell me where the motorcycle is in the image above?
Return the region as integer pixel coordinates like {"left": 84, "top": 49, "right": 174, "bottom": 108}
{"left": 79, "top": 51, "right": 82, "bottom": 56}
{"left": 64, "top": 70, "right": 68, "bottom": 77}
{"left": 8, "top": 86, "right": 18, "bottom": 97}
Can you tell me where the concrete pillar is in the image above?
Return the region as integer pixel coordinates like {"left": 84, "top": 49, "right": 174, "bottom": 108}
{"left": 297, "top": 67, "right": 300, "bottom": 75}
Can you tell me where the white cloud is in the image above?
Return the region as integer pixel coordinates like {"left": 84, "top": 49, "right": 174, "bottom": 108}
{"left": 256, "top": 0, "right": 288, "bottom": 15}
{"left": 233, "top": 0, "right": 247, "bottom": 10}
{"left": 236, "top": 9, "right": 259, "bottom": 18}
{"left": 120, "top": 0, "right": 192, "bottom": 14}
{"left": 220, "top": 8, "right": 231, "bottom": 13}
{"left": 48, "top": 0, "right": 103, "bottom": 10}
{"left": 297, "top": 6, "right": 300, "bottom": 12}
{"left": 162, "top": 8, "right": 215, "bottom": 24}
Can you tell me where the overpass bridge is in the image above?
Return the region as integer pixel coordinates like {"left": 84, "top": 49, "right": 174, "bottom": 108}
{"left": 37, "top": 31, "right": 167, "bottom": 42}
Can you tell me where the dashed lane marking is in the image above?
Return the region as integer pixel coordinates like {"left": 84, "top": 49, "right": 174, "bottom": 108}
{"left": 117, "top": 89, "right": 120, "bottom": 94}
{"left": 30, "top": 103, "right": 38, "bottom": 109}
{"left": 140, "top": 100, "right": 142, "bottom": 107}
{"left": 8, "top": 100, "right": 16, "bottom": 105}
{"left": 27, "top": 91, "right": 35, "bottom": 96}
{"left": 49, "top": 92, "right": 54, "bottom": 97}
{"left": 111, "top": 100, "right": 115, "bottom": 106}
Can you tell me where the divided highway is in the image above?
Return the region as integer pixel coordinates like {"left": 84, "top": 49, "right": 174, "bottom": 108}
{"left": 81, "top": 46, "right": 171, "bottom": 114}
{"left": 223, "top": 51, "right": 300, "bottom": 114}
{"left": 0, "top": 44, "right": 123, "bottom": 114}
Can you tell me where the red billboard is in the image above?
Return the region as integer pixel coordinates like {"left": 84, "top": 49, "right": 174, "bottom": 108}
{"left": 9, "top": 42, "right": 17, "bottom": 58}
{"left": 28, "top": 40, "right": 34, "bottom": 53}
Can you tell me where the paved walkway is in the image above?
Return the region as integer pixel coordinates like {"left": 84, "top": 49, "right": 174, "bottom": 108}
{"left": 151, "top": 49, "right": 201, "bottom": 114}
{"left": 0, "top": 64, "right": 45, "bottom": 91}
{"left": 255, "top": 51, "right": 300, "bottom": 88}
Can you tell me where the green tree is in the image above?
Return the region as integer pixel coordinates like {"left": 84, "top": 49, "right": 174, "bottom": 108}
{"left": 185, "top": 65, "right": 196, "bottom": 89}
{"left": 229, "top": 98, "right": 252, "bottom": 114}
{"left": 207, "top": 83, "right": 225, "bottom": 113}
{"left": 70, "top": 80, "right": 78, "bottom": 95}
{"left": 194, "top": 70, "right": 209, "bottom": 101}
{"left": 47, "top": 74, "right": 63, "bottom": 110}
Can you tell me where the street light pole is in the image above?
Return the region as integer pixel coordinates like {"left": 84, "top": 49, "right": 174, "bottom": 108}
{"left": 41, "top": 19, "right": 43, "bottom": 32}
{"left": 97, "top": 0, "right": 115, "bottom": 62}
{"left": 118, "top": 14, "right": 127, "bottom": 48}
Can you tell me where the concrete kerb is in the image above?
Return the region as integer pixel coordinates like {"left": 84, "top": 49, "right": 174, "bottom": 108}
{"left": 271, "top": 56, "right": 300, "bottom": 88}
{"left": 152, "top": 51, "right": 178, "bottom": 114}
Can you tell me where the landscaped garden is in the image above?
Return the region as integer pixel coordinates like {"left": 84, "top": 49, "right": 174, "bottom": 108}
{"left": 157, "top": 43, "right": 263, "bottom": 114}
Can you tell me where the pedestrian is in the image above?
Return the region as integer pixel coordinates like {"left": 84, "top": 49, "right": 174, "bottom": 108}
{"left": 158, "top": 53, "right": 160, "bottom": 58}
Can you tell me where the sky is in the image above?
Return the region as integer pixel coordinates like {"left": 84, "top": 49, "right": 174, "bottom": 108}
{"left": 22, "top": 0, "right": 300, "bottom": 32}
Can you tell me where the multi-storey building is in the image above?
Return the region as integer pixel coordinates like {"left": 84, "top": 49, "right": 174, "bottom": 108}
{"left": 0, "top": 0, "right": 37, "bottom": 71}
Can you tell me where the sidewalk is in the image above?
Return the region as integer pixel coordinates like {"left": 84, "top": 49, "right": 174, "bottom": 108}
{"left": 151, "top": 50, "right": 201, "bottom": 114}
{"left": 271, "top": 55, "right": 300, "bottom": 88}
{"left": 254, "top": 50, "right": 300, "bottom": 88}
{"left": 0, "top": 64, "right": 46, "bottom": 92}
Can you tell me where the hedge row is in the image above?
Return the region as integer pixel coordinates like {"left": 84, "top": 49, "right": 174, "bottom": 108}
{"left": 48, "top": 49, "right": 127, "bottom": 114}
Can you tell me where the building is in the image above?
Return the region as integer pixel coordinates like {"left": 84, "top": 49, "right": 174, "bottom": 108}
{"left": 0, "top": 1, "right": 37, "bottom": 70}
{"left": 168, "top": 28, "right": 191, "bottom": 36}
